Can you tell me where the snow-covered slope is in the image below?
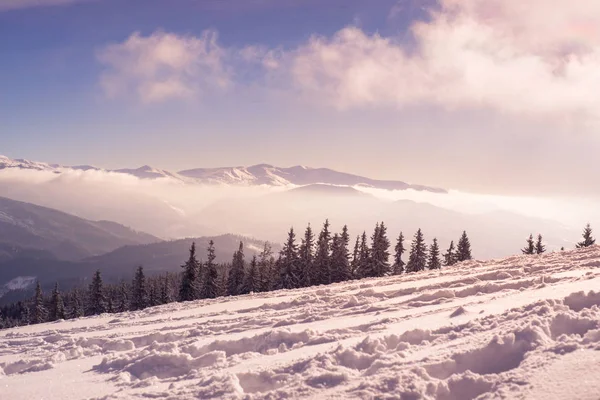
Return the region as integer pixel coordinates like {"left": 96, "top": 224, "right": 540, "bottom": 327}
{"left": 113, "top": 165, "right": 185, "bottom": 180}
{"left": 3, "top": 247, "right": 600, "bottom": 399}
{"left": 0, "top": 155, "right": 59, "bottom": 172}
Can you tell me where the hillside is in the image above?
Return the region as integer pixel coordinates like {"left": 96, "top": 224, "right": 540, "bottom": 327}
{"left": 2, "top": 247, "right": 600, "bottom": 399}
{"left": 0, "top": 196, "right": 160, "bottom": 260}
{"left": 0, "top": 234, "right": 279, "bottom": 304}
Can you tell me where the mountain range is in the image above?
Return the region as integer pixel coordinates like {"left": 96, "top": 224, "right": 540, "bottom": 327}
{"left": 0, "top": 155, "right": 445, "bottom": 193}
{"left": 0, "top": 196, "right": 159, "bottom": 260}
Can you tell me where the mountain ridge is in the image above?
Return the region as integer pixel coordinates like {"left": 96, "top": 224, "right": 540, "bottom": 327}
{"left": 0, "top": 155, "right": 446, "bottom": 193}
{"left": 0, "top": 196, "right": 161, "bottom": 261}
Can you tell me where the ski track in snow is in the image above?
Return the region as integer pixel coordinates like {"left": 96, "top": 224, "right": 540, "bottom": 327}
{"left": 2, "top": 248, "right": 600, "bottom": 399}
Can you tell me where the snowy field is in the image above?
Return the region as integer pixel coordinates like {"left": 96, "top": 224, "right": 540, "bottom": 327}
{"left": 2, "top": 248, "right": 600, "bottom": 399}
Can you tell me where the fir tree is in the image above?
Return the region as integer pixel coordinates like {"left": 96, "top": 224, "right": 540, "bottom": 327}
{"left": 428, "top": 238, "right": 442, "bottom": 270}
{"left": 117, "top": 281, "right": 129, "bottom": 312}
{"left": 522, "top": 234, "right": 535, "bottom": 255}
{"left": 357, "top": 231, "right": 371, "bottom": 278}
{"left": 31, "top": 281, "right": 47, "bottom": 324}
{"left": 350, "top": 235, "right": 360, "bottom": 279}
{"left": 392, "top": 232, "right": 406, "bottom": 275}
{"left": 456, "top": 231, "right": 473, "bottom": 262}
{"left": 148, "top": 281, "right": 159, "bottom": 307}
{"left": 227, "top": 242, "right": 246, "bottom": 296}
{"left": 201, "top": 240, "right": 220, "bottom": 299}
{"left": 218, "top": 265, "right": 229, "bottom": 297}
{"left": 179, "top": 243, "right": 201, "bottom": 302}
{"left": 406, "top": 229, "right": 428, "bottom": 273}
{"left": 370, "top": 222, "right": 391, "bottom": 277}
{"left": 88, "top": 270, "right": 107, "bottom": 315}
{"left": 258, "top": 242, "right": 274, "bottom": 292}
{"left": 160, "top": 274, "right": 173, "bottom": 304}
{"left": 330, "top": 229, "right": 351, "bottom": 283}
{"left": 131, "top": 266, "right": 148, "bottom": 310}
{"left": 242, "top": 255, "right": 260, "bottom": 294}
{"left": 535, "top": 234, "right": 546, "bottom": 254}
{"left": 278, "top": 228, "right": 300, "bottom": 289}
{"left": 21, "top": 301, "right": 31, "bottom": 326}
{"left": 69, "top": 289, "right": 85, "bottom": 319}
{"left": 443, "top": 241, "right": 457, "bottom": 266}
{"left": 313, "top": 220, "right": 332, "bottom": 285}
{"left": 298, "top": 224, "right": 315, "bottom": 287}
{"left": 576, "top": 223, "right": 596, "bottom": 248}
{"left": 107, "top": 297, "right": 115, "bottom": 313}
{"left": 49, "top": 282, "right": 65, "bottom": 321}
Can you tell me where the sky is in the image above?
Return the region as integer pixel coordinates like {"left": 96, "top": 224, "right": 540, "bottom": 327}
{"left": 1, "top": 0, "right": 600, "bottom": 197}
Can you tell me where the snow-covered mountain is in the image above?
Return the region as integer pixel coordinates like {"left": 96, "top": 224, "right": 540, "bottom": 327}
{"left": 0, "top": 155, "right": 446, "bottom": 193}
{"left": 3, "top": 247, "right": 600, "bottom": 399}
{"left": 179, "top": 164, "right": 446, "bottom": 192}
{"left": 0, "top": 155, "right": 60, "bottom": 172}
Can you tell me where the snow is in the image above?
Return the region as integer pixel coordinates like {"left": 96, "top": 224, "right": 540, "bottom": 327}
{"left": 2, "top": 247, "right": 600, "bottom": 399}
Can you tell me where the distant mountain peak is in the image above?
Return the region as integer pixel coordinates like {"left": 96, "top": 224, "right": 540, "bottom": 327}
{"left": 0, "top": 155, "right": 447, "bottom": 193}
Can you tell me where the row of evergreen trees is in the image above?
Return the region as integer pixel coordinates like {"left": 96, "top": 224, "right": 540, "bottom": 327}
{"left": 0, "top": 269, "right": 181, "bottom": 328}
{"left": 521, "top": 224, "right": 596, "bottom": 255}
{"left": 1, "top": 221, "right": 471, "bottom": 328}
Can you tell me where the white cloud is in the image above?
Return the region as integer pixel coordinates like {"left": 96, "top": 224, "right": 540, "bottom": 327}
{"left": 0, "top": 0, "right": 89, "bottom": 11}
{"left": 266, "top": 0, "right": 600, "bottom": 120}
{"left": 95, "top": 1, "right": 600, "bottom": 120}
{"left": 97, "top": 30, "right": 231, "bottom": 103}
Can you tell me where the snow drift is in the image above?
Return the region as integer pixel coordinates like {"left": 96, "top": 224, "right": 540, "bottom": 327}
{"left": 2, "top": 247, "right": 600, "bottom": 399}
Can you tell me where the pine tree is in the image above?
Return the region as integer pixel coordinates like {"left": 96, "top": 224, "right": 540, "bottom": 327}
{"left": 298, "top": 224, "right": 315, "bottom": 287}
{"left": 406, "top": 229, "right": 428, "bottom": 273}
{"left": 456, "top": 231, "right": 473, "bottom": 262}
{"left": 179, "top": 243, "right": 201, "bottom": 302}
{"left": 258, "top": 242, "right": 274, "bottom": 292}
{"left": 278, "top": 228, "right": 300, "bottom": 289}
{"left": 370, "top": 222, "right": 391, "bottom": 277}
{"left": 576, "top": 224, "right": 596, "bottom": 248}
{"left": 330, "top": 229, "right": 351, "bottom": 283}
{"left": 218, "top": 264, "right": 229, "bottom": 297}
{"left": 535, "top": 234, "right": 546, "bottom": 254}
{"left": 242, "top": 255, "right": 260, "bottom": 294}
{"left": 21, "top": 301, "right": 31, "bottom": 325}
{"left": 357, "top": 231, "right": 371, "bottom": 278}
{"left": 443, "top": 240, "right": 457, "bottom": 266}
{"left": 69, "top": 289, "right": 85, "bottom": 319}
{"left": 350, "top": 235, "right": 360, "bottom": 279}
{"left": 392, "top": 232, "right": 406, "bottom": 275}
{"left": 522, "top": 234, "right": 535, "bottom": 255}
{"left": 227, "top": 242, "right": 246, "bottom": 296}
{"left": 117, "top": 281, "right": 129, "bottom": 312}
{"left": 148, "top": 281, "right": 159, "bottom": 307}
{"left": 201, "top": 240, "right": 220, "bottom": 299}
{"left": 131, "top": 266, "right": 148, "bottom": 310}
{"left": 160, "top": 274, "right": 173, "bottom": 304}
{"left": 49, "top": 282, "right": 65, "bottom": 321}
{"left": 31, "top": 281, "right": 47, "bottom": 324}
{"left": 313, "top": 220, "right": 332, "bottom": 285}
{"left": 428, "top": 238, "right": 442, "bottom": 270}
{"left": 88, "top": 270, "right": 107, "bottom": 315}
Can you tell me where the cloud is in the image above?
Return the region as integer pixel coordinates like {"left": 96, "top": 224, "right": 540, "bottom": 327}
{"left": 96, "top": 1, "right": 600, "bottom": 120}
{"left": 97, "top": 30, "right": 231, "bottom": 103}
{"left": 266, "top": 0, "right": 600, "bottom": 120}
{"left": 0, "top": 0, "right": 90, "bottom": 12}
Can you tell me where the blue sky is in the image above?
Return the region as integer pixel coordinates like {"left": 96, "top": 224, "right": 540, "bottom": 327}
{"left": 1, "top": 0, "right": 599, "bottom": 196}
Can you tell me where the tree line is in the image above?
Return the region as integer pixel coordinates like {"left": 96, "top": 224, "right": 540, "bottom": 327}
{"left": 0, "top": 221, "right": 472, "bottom": 329}
{"left": 521, "top": 223, "right": 596, "bottom": 255}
